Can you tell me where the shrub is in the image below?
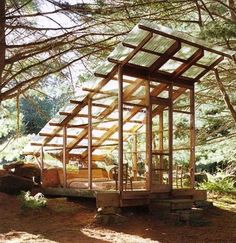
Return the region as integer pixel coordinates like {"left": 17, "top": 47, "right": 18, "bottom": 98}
{"left": 19, "top": 191, "right": 47, "bottom": 209}
{"left": 200, "top": 171, "right": 236, "bottom": 195}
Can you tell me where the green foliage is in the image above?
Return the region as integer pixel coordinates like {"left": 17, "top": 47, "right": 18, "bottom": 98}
{"left": 0, "top": 100, "right": 23, "bottom": 139}
{"left": 21, "top": 96, "right": 54, "bottom": 134}
{"left": 201, "top": 21, "right": 236, "bottom": 41}
{"left": 0, "top": 135, "right": 31, "bottom": 165}
{"left": 196, "top": 136, "right": 236, "bottom": 174}
{"left": 19, "top": 191, "right": 47, "bottom": 209}
{"left": 200, "top": 171, "right": 236, "bottom": 195}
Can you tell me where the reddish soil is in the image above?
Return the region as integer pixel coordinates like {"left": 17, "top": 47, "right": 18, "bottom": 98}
{"left": 0, "top": 192, "right": 236, "bottom": 243}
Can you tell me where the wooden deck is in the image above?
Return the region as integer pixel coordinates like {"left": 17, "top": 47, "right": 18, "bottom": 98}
{"left": 42, "top": 186, "right": 206, "bottom": 208}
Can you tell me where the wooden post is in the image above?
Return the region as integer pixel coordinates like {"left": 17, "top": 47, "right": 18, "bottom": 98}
{"left": 146, "top": 79, "right": 152, "bottom": 191}
{"left": 132, "top": 132, "right": 138, "bottom": 181}
{"left": 63, "top": 126, "right": 67, "bottom": 188}
{"left": 88, "top": 98, "right": 93, "bottom": 190}
{"left": 190, "top": 86, "right": 195, "bottom": 188}
{"left": 118, "top": 66, "right": 123, "bottom": 193}
{"left": 40, "top": 146, "right": 44, "bottom": 186}
{"left": 168, "top": 84, "right": 173, "bottom": 189}
{"left": 159, "top": 111, "right": 164, "bottom": 185}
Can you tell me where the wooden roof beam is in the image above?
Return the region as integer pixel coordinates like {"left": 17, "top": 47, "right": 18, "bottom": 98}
{"left": 70, "top": 100, "right": 83, "bottom": 105}
{"left": 88, "top": 136, "right": 119, "bottom": 142}
{"left": 39, "top": 132, "right": 78, "bottom": 139}
{"left": 151, "top": 97, "right": 171, "bottom": 106}
{"left": 122, "top": 64, "right": 194, "bottom": 89}
{"left": 82, "top": 87, "right": 117, "bottom": 97}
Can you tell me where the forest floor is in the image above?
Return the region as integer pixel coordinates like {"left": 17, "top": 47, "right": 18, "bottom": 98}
{"left": 0, "top": 192, "right": 235, "bottom": 243}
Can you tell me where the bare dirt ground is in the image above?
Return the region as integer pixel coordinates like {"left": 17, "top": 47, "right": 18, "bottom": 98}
{"left": 0, "top": 192, "right": 236, "bottom": 243}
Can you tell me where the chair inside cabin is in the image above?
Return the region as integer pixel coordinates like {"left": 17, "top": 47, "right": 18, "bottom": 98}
{"left": 112, "top": 163, "right": 133, "bottom": 191}
{"left": 174, "top": 164, "right": 184, "bottom": 188}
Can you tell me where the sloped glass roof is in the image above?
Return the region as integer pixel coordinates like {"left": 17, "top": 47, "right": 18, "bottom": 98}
{"left": 25, "top": 20, "right": 235, "bottom": 160}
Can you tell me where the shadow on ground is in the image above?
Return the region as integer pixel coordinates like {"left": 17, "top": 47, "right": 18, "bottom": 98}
{"left": 0, "top": 193, "right": 235, "bottom": 243}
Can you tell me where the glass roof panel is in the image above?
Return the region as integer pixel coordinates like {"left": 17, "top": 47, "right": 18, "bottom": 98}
{"left": 197, "top": 51, "right": 221, "bottom": 66}
{"left": 50, "top": 114, "right": 67, "bottom": 124}
{"left": 92, "top": 95, "right": 117, "bottom": 105}
{"left": 174, "top": 44, "right": 198, "bottom": 60}
{"left": 101, "top": 140, "right": 118, "bottom": 146}
{"left": 132, "top": 85, "right": 146, "bottom": 97}
{"left": 92, "top": 106, "right": 106, "bottom": 116}
{"left": 69, "top": 148, "right": 86, "bottom": 154}
{"left": 128, "top": 51, "right": 159, "bottom": 67}
{"left": 143, "top": 34, "right": 176, "bottom": 53}
{"left": 140, "top": 20, "right": 234, "bottom": 57}
{"left": 59, "top": 103, "right": 77, "bottom": 114}
{"left": 131, "top": 112, "right": 145, "bottom": 121}
{"left": 49, "top": 137, "right": 74, "bottom": 145}
{"left": 108, "top": 44, "right": 133, "bottom": 62}
{"left": 60, "top": 127, "right": 84, "bottom": 136}
{"left": 92, "top": 130, "right": 106, "bottom": 137}
{"left": 79, "top": 105, "right": 88, "bottom": 114}
{"left": 31, "top": 135, "right": 45, "bottom": 143}
{"left": 77, "top": 139, "right": 88, "bottom": 146}
{"left": 94, "top": 149, "right": 111, "bottom": 155}
{"left": 123, "top": 109, "right": 132, "bottom": 118}
{"left": 110, "top": 132, "right": 119, "bottom": 139}
{"left": 68, "top": 117, "right": 88, "bottom": 125}
{"left": 123, "top": 25, "right": 150, "bottom": 46}
{"left": 97, "top": 121, "right": 117, "bottom": 129}
{"left": 106, "top": 110, "right": 119, "bottom": 119}
{"left": 40, "top": 122, "right": 55, "bottom": 133}
{"left": 182, "top": 65, "right": 205, "bottom": 78}
{"left": 74, "top": 87, "right": 89, "bottom": 98}
{"left": 23, "top": 144, "right": 36, "bottom": 153}
{"left": 82, "top": 76, "right": 103, "bottom": 90}
{"left": 95, "top": 61, "right": 117, "bottom": 76}
{"left": 100, "top": 79, "right": 118, "bottom": 92}
{"left": 123, "top": 122, "right": 135, "bottom": 130}
{"left": 150, "top": 81, "right": 161, "bottom": 86}
{"left": 159, "top": 59, "right": 183, "bottom": 73}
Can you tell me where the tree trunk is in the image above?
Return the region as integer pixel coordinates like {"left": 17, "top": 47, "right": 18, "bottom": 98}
{"left": 0, "top": 0, "right": 6, "bottom": 101}
{"left": 229, "top": 0, "right": 236, "bottom": 21}
{"left": 215, "top": 69, "right": 236, "bottom": 124}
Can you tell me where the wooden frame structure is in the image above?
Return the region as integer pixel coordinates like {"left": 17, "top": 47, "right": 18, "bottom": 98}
{"left": 24, "top": 20, "right": 235, "bottom": 207}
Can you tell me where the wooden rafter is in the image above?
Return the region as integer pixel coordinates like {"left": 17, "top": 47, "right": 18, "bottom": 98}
{"left": 81, "top": 82, "right": 169, "bottom": 159}
{"left": 64, "top": 79, "right": 145, "bottom": 155}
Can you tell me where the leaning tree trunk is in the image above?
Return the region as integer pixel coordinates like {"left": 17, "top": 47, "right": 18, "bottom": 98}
{"left": 215, "top": 69, "right": 236, "bottom": 124}
{"left": 229, "top": 0, "right": 236, "bottom": 21}
{"left": 0, "top": 0, "right": 6, "bottom": 102}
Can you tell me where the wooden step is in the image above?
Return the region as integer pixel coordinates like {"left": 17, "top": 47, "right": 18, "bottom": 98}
{"left": 150, "top": 198, "right": 193, "bottom": 211}
{"left": 121, "top": 198, "right": 149, "bottom": 207}
{"left": 121, "top": 190, "right": 150, "bottom": 200}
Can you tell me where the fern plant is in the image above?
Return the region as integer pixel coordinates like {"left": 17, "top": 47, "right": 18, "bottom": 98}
{"left": 19, "top": 191, "right": 47, "bottom": 209}
{"left": 200, "top": 170, "right": 236, "bottom": 195}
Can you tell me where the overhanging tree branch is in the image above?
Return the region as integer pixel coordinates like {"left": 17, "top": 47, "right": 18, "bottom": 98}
{"left": 215, "top": 69, "right": 236, "bottom": 124}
